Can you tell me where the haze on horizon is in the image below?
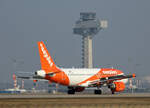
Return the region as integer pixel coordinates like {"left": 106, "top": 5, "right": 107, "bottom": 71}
{"left": 0, "top": 0, "right": 150, "bottom": 83}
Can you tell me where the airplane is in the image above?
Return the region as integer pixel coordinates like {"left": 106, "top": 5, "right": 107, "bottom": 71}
{"left": 18, "top": 41, "right": 136, "bottom": 94}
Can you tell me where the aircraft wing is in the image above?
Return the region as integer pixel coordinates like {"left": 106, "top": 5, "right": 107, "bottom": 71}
{"left": 89, "top": 74, "right": 136, "bottom": 87}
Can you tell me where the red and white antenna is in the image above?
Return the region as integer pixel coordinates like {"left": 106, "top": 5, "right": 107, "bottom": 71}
{"left": 56, "top": 83, "right": 59, "bottom": 93}
{"left": 22, "top": 80, "right": 24, "bottom": 89}
{"left": 13, "top": 74, "right": 17, "bottom": 89}
{"left": 129, "top": 78, "right": 133, "bottom": 89}
{"left": 129, "top": 78, "right": 134, "bottom": 93}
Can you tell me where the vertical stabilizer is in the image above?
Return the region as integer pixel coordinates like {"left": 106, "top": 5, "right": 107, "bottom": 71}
{"left": 37, "top": 41, "right": 59, "bottom": 73}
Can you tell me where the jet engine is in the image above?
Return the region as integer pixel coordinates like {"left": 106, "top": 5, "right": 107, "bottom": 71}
{"left": 75, "top": 87, "right": 85, "bottom": 92}
{"left": 35, "top": 70, "right": 46, "bottom": 78}
{"left": 109, "top": 82, "right": 125, "bottom": 92}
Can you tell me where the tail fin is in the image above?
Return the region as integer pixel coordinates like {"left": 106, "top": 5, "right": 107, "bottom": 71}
{"left": 37, "top": 41, "right": 59, "bottom": 74}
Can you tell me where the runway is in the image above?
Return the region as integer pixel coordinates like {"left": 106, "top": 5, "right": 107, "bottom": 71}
{"left": 0, "top": 93, "right": 150, "bottom": 108}
{"left": 0, "top": 93, "right": 150, "bottom": 98}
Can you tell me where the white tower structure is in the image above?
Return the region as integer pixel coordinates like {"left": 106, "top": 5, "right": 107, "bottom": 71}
{"left": 73, "top": 12, "right": 107, "bottom": 68}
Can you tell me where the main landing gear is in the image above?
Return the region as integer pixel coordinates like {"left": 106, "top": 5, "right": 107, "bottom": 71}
{"left": 67, "top": 87, "right": 75, "bottom": 94}
{"left": 108, "top": 84, "right": 115, "bottom": 94}
{"left": 94, "top": 89, "right": 102, "bottom": 94}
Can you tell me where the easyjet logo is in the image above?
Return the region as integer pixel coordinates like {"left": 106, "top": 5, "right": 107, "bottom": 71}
{"left": 40, "top": 43, "right": 53, "bottom": 67}
{"left": 103, "top": 71, "right": 117, "bottom": 75}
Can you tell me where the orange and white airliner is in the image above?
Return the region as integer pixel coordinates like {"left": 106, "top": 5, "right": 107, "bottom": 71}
{"left": 18, "top": 41, "right": 136, "bottom": 94}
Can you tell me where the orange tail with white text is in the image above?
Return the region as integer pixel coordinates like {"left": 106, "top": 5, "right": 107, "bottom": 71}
{"left": 37, "top": 41, "right": 60, "bottom": 74}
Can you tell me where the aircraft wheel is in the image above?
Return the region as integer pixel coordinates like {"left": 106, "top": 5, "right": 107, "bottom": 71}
{"left": 94, "top": 89, "right": 102, "bottom": 94}
{"left": 68, "top": 89, "right": 75, "bottom": 94}
{"left": 111, "top": 89, "right": 115, "bottom": 94}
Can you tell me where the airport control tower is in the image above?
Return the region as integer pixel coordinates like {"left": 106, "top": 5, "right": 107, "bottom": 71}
{"left": 73, "top": 12, "right": 107, "bottom": 68}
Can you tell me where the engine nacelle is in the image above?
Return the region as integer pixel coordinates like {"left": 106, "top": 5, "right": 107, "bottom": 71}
{"left": 35, "top": 70, "right": 46, "bottom": 78}
{"left": 110, "top": 82, "right": 125, "bottom": 92}
{"left": 75, "top": 87, "right": 85, "bottom": 92}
